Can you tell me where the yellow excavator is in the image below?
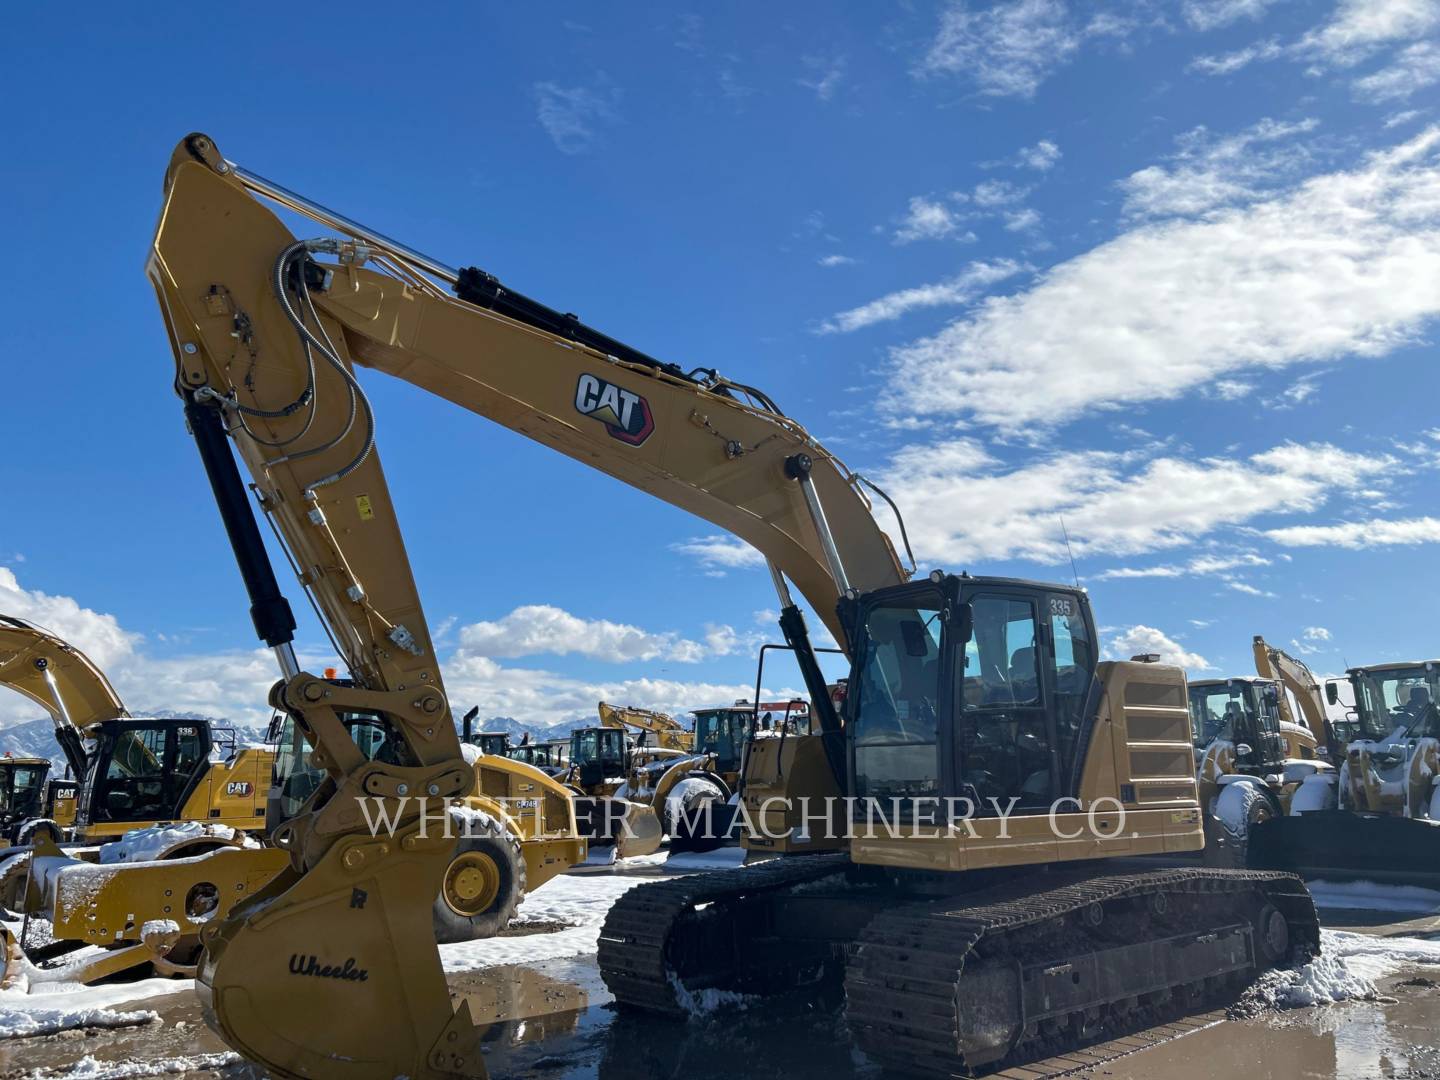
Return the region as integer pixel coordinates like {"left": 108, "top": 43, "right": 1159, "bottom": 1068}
{"left": 1245, "top": 637, "right": 1440, "bottom": 883}
{"left": 0, "top": 614, "right": 273, "bottom": 846}
{"left": 598, "top": 701, "right": 692, "bottom": 752}
{"left": 0, "top": 617, "right": 581, "bottom": 984}
{"left": 145, "top": 133, "right": 1317, "bottom": 1080}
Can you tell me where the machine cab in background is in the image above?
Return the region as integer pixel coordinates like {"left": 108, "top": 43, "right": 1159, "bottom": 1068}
{"left": 692, "top": 706, "right": 758, "bottom": 777}
{"left": 1187, "top": 677, "right": 1287, "bottom": 773}
{"left": 569, "top": 727, "right": 628, "bottom": 789}
{"left": 74, "top": 718, "right": 211, "bottom": 828}
{"left": 844, "top": 575, "right": 1098, "bottom": 818}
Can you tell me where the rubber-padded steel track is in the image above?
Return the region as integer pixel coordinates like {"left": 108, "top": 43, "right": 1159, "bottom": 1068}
{"left": 600, "top": 860, "right": 1317, "bottom": 1078}
{"left": 845, "top": 867, "right": 1317, "bottom": 1077}
{"left": 597, "top": 853, "right": 847, "bottom": 1013}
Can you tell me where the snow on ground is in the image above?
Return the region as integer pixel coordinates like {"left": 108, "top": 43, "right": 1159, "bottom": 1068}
{"left": 17, "top": 1052, "right": 242, "bottom": 1078}
{"left": 1243, "top": 928, "right": 1440, "bottom": 1012}
{"left": 438, "top": 872, "right": 645, "bottom": 972}
{"left": 1307, "top": 879, "right": 1440, "bottom": 913}
{"left": 0, "top": 978, "right": 190, "bottom": 1036}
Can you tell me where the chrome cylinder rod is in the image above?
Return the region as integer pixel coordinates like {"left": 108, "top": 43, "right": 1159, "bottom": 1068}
{"left": 228, "top": 162, "right": 460, "bottom": 285}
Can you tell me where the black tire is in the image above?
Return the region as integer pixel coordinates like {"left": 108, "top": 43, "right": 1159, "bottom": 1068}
{"left": 1204, "top": 783, "right": 1277, "bottom": 868}
{"left": 432, "top": 815, "right": 526, "bottom": 945}
{"left": 662, "top": 774, "right": 729, "bottom": 838}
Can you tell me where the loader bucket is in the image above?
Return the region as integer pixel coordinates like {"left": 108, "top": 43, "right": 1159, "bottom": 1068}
{"left": 572, "top": 797, "right": 662, "bottom": 859}
{"left": 1248, "top": 810, "right": 1440, "bottom": 888}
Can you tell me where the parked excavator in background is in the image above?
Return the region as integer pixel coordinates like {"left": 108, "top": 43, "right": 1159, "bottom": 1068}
{"left": 144, "top": 134, "right": 1318, "bottom": 1080}
{"left": 598, "top": 701, "right": 692, "bottom": 751}
{"left": 0, "top": 615, "right": 272, "bottom": 846}
{"left": 1244, "top": 637, "right": 1440, "bottom": 884}
{"left": 458, "top": 706, "right": 513, "bottom": 757}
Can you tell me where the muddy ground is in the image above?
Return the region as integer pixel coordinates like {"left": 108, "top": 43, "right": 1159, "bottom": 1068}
{"left": 4, "top": 876, "right": 1439, "bottom": 1080}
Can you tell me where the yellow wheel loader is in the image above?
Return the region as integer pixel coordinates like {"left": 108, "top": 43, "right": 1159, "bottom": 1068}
{"left": 135, "top": 134, "right": 1317, "bottom": 1079}
{"left": 1243, "top": 638, "right": 1440, "bottom": 885}
{"left": 1187, "top": 675, "right": 1327, "bottom": 867}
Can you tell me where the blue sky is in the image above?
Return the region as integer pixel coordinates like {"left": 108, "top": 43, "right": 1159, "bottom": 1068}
{"left": 1, "top": 1, "right": 1437, "bottom": 728}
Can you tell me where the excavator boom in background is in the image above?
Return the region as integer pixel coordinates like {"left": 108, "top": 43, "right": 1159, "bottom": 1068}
{"left": 148, "top": 133, "right": 1317, "bottom": 1080}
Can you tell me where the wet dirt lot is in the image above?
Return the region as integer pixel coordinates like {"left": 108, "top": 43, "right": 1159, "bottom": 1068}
{"left": 4, "top": 882, "right": 1440, "bottom": 1080}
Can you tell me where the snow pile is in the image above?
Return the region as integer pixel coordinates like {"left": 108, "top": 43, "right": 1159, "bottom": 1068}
{"left": 438, "top": 872, "right": 645, "bottom": 972}
{"left": 1238, "top": 928, "right": 1440, "bottom": 1014}
{"left": 447, "top": 804, "right": 499, "bottom": 837}
{"left": 1308, "top": 879, "right": 1440, "bottom": 913}
{"left": 460, "top": 742, "right": 482, "bottom": 766}
{"left": 140, "top": 919, "right": 180, "bottom": 940}
{"left": 98, "top": 822, "right": 238, "bottom": 864}
{"left": 19, "top": 1052, "right": 242, "bottom": 1078}
{"left": 0, "top": 1003, "right": 157, "bottom": 1040}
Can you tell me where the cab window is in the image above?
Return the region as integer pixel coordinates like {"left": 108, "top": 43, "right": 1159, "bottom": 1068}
{"left": 851, "top": 601, "right": 943, "bottom": 801}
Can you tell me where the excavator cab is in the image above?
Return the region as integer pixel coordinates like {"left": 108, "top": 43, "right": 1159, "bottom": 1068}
{"left": 569, "top": 727, "right": 627, "bottom": 789}
{"left": 1187, "top": 678, "right": 1287, "bottom": 775}
{"left": 73, "top": 718, "right": 211, "bottom": 828}
{"left": 843, "top": 576, "right": 1097, "bottom": 817}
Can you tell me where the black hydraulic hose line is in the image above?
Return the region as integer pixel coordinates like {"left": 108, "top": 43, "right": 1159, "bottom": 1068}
{"left": 855, "top": 474, "right": 917, "bottom": 576}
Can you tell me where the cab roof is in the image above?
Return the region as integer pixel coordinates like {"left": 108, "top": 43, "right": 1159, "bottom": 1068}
{"left": 1345, "top": 662, "right": 1440, "bottom": 676}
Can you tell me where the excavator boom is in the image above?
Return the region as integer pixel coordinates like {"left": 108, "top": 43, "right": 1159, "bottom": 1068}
{"left": 147, "top": 132, "right": 907, "bottom": 1080}
{"left": 1253, "top": 635, "right": 1333, "bottom": 752}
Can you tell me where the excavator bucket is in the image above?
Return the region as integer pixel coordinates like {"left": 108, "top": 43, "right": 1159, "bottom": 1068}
{"left": 1248, "top": 811, "right": 1440, "bottom": 889}
{"left": 199, "top": 821, "right": 487, "bottom": 1080}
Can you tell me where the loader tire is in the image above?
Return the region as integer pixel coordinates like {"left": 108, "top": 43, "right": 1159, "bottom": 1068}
{"left": 1205, "top": 782, "right": 1276, "bottom": 868}
{"left": 662, "top": 775, "right": 728, "bottom": 839}
{"left": 432, "top": 817, "right": 526, "bottom": 944}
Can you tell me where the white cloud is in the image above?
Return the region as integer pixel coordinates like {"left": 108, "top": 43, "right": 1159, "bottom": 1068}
{"left": 972, "top": 179, "right": 1030, "bottom": 207}
{"left": 885, "top": 129, "right": 1440, "bottom": 433}
{"left": 1353, "top": 41, "right": 1440, "bottom": 103}
{"left": 1299, "top": 0, "right": 1440, "bottom": 68}
{"left": 669, "top": 535, "right": 765, "bottom": 575}
{"left": 1094, "top": 552, "right": 1271, "bottom": 580}
{"left": 1386, "top": 108, "right": 1425, "bottom": 128}
{"left": 0, "top": 567, "right": 138, "bottom": 672}
{"left": 1119, "top": 117, "right": 1319, "bottom": 219}
{"left": 1213, "top": 379, "right": 1255, "bottom": 400}
{"left": 1003, "top": 208, "right": 1042, "bottom": 232}
{"left": 1108, "top": 625, "right": 1212, "bottom": 671}
{"left": 1304, "top": 626, "right": 1332, "bottom": 641}
{"left": 534, "top": 80, "right": 621, "bottom": 154}
{"left": 1263, "top": 515, "right": 1440, "bottom": 548}
{"left": 1017, "top": 139, "right": 1062, "bottom": 170}
{"left": 817, "top": 254, "right": 857, "bottom": 267}
{"left": 0, "top": 567, "right": 289, "bottom": 727}
{"left": 893, "top": 195, "right": 972, "bottom": 244}
{"left": 444, "top": 651, "right": 781, "bottom": 731}
{"left": 876, "top": 439, "right": 1399, "bottom": 566}
{"left": 457, "top": 605, "right": 711, "bottom": 664}
{"left": 919, "top": 0, "right": 1080, "bottom": 98}
{"left": 818, "top": 260, "right": 1027, "bottom": 334}
{"left": 1183, "top": 0, "right": 1284, "bottom": 31}
{"left": 797, "top": 54, "right": 847, "bottom": 101}
{"left": 1226, "top": 581, "right": 1277, "bottom": 597}
{"left": 1189, "top": 37, "right": 1284, "bottom": 75}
